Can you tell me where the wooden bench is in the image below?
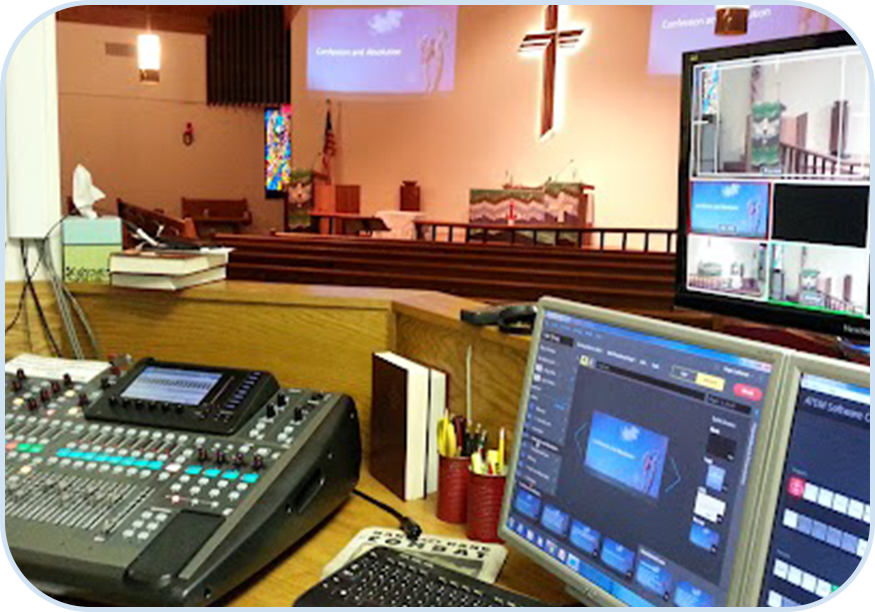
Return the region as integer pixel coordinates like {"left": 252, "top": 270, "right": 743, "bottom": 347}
{"left": 182, "top": 198, "right": 252, "bottom": 238}
{"left": 216, "top": 233, "right": 679, "bottom": 311}
{"left": 118, "top": 199, "right": 199, "bottom": 247}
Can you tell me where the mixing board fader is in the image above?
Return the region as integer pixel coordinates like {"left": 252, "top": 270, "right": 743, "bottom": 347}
{"left": 4, "top": 357, "right": 361, "bottom": 606}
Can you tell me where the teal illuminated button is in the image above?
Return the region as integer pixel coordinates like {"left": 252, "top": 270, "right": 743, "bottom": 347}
{"left": 148, "top": 461, "right": 164, "bottom": 470}
{"left": 82, "top": 453, "right": 97, "bottom": 461}
{"left": 108, "top": 456, "right": 123, "bottom": 465}
{"left": 30, "top": 444, "right": 45, "bottom": 453}
{"left": 121, "top": 458, "right": 137, "bottom": 467}
{"left": 134, "top": 459, "right": 150, "bottom": 468}
{"left": 204, "top": 469, "right": 222, "bottom": 479}
{"left": 95, "top": 454, "right": 110, "bottom": 463}
{"left": 69, "top": 451, "right": 84, "bottom": 459}
{"left": 185, "top": 466, "right": 203, "bottom": 476}
{"left": 241, "top": 473, "right": 260, "bottom": 484}
{"left": 56, "top": 449, "right": 72, "bottom": 458}
{"left": 18, "top": 444, "right": 32, "bottom": 452}
{"left": 221, "top": 471, "right": 240, "bottom": 481}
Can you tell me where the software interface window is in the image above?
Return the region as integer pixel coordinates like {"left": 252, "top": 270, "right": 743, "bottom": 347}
{"left": 760, "top": 376, "right": 870, "bottom": 608}
{"left": 507, "top": 311, "right": 775, "bottom": 607}
{"left": 684, "top": 46, "right": 870, "bottom": 321}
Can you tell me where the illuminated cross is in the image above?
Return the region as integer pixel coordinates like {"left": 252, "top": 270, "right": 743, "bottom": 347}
{"left": 519, "top": 6, "right": 585, "bottom": 138}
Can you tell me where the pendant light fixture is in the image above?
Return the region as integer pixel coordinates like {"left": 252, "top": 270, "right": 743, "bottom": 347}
{"left": 715, "top": 5, "right": 750, "bottom": 36}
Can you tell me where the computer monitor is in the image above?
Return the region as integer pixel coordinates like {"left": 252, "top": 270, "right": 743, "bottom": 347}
{"left": 744, "top": 354, "right": 870, "bottom": 607}
{"left": 499, "top": 297, "right": 789, "bottom": 607}
{"left": 676, "top": 31, "right": 870, "bottom": 341}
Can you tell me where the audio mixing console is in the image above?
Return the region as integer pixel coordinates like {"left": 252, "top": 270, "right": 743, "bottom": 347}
{"left": 4, "top": 356, "right": 362, "bottom": 606}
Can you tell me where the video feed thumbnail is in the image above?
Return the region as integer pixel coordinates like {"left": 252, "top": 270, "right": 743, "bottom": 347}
{"left": 674, "top": 581, "right": 715, "bottom": 607}
{"left": 584, "top": 412, "right": 668, "bottom": 500}
{"left": 769, "top": 243, "right": 869, "bottom": 317}
{"left": 692, "top": 50, "right": 869, "bottom": 180}
{"left": 690, "top": 181, "right": 770, "bottom": 238}
{"left": 635, "top": 550, "right": 674, "bottom": 601}
{"left": 687, "top": 235, "right": 768, "bottom": 299}
{"left": 600, "top": 538, "right": 636, "bottom": 579}
{"left": 772, "top": 184, "right": 869, "bottom": 249}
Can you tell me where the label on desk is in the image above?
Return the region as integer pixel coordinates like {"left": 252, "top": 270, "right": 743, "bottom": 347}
{"left": 5, "top": 354, "right": 110, "bottom": 384}
{"left": 324, "top": 528, "right": 508, "bottom": 584}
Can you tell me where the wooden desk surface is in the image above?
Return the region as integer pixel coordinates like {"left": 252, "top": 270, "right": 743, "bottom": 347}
{"left": 225, "top": 469, "right": 575, "bottom": 607}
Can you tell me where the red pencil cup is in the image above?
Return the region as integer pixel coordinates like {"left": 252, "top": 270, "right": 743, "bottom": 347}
{"left": 437, "top": 456, "right": 470, "bottom": 524}
{"left": 466, "top": 471, "right": 507, "bottom": 543}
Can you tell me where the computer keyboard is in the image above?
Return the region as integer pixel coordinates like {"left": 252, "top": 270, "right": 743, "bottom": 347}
{"left": 294, "top": 547, "right": 546, "bottom": 607}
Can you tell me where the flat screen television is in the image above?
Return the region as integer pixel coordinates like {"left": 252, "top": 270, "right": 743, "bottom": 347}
{"left": 676, "top": 32, "right": 870, "bottom": 341}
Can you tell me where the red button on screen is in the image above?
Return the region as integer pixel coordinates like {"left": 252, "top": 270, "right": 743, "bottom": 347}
{"left": 734, "top": 383, "right": 763, "bottom": 402}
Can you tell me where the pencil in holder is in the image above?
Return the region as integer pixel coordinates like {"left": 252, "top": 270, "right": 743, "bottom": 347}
{"left": 437, "top": 455, "right": 470, "bottom": 524}
{"left": 466, "top": 471, "right": 507, "bottom": 543}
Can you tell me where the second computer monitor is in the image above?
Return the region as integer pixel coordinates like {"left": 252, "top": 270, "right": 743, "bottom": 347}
{"left": 500, "top": 298, "right": 788, "bottom": 607}
{"left": 748, "top": 354, "right": 870, "bottom": 608}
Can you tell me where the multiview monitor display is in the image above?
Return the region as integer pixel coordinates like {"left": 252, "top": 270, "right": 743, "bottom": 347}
{"left": 501, "top": 301, "right": 786, "bottom": 607}
{"left": 754, "top": 359, "right": 870, "bottom": 607}
{"left": 677, "top": 32, "right": 870, "bottom": 340}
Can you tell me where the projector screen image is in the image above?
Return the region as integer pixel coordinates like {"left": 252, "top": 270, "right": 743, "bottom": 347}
{"left": 584, "top": 412, "right": 669, "bottom": 501}
{"left": 307, "top": 6, "right": 458, "bottom": 94}
{"left": 690, "top": 181, "right": 770, "bottom": 239}
{"left": 648, "top": 5, "right": 842, "bottom": 75}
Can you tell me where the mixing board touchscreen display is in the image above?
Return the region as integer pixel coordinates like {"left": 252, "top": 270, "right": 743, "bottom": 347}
{"left": 121, "top": 367, "right": 223, "bottom": 406}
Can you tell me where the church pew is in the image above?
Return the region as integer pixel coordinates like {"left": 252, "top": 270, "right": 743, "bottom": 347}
{"left": 224, "top": 242, "right": 675, "bottom": 276}
{"left": 227, "top": 263, "right": 676, "bottom": 311}
{"left": 218, "top": 234, "right": 676, "bottom": 269}
{"left": 229, "top": 251, "right": 674, "bottom": 292}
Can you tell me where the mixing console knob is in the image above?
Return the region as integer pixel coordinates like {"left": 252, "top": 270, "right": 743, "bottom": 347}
{"left": 265, "top": 404, "right": 277, "bottom": 420}
{"left": 234, "top": 453, "right": 247, "bottom": 467}
{"left": 100, "top": 377, "right": 112, "bottom": 390}
{"left": 197, "top": 447, "right": 210, "bottom": 463}
{"left": 78, "top": 393, "right": 90, "bottom": 408}
{"left": 216, "top": 450, "right": 228, "bottom": 465}
{"left": 276, "top": 393, "right": 289, "bottom": 408}
{"left": 11, "top": 379, "right": 23, "bottom": 393}
{"left": 252, "top": 455, "right": 265, "bottom": 471}
{"left": 27, "top": 398, "right": 39, "bottom": 412}
{"left": 16, "top": 368, "right": 27, "bottom": 381}
{"left": 63, "top": 373, "right": 74, "bottom": 388}
{"left": 40, "top": 389, "right": 52, "bottom": 404}
{"left": 293, "top": 406, "right": 305, "bottom": 423}
{"left": 51, "top": 381, "right": 61, "bottom": 395}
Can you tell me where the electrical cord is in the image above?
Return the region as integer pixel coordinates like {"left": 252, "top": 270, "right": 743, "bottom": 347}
{"left": 21, "top": 241, "right": 62, "bottom": 357}
{"left": 6, "top": 215, "right": 70, "bottom": 337}
{"left": 352, "top": 489, "right": 423, "bottom": 543}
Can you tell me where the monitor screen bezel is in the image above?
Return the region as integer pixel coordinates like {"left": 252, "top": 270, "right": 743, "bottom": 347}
{"left": 674, "top": 30, "right": 869, "bottom": 341}
{"left": 739, "top": 353, "right": 870, "bottom": 606}
{"left": 499, "top": 296, "right": 790, "bottom": 607}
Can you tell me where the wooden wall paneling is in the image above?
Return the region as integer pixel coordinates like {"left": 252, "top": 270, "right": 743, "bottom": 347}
{"left": 393, "top": 313, "right": 531, "bottom": 439}
{"left": 70, "top": 288, "right": 394, "bottom": 453}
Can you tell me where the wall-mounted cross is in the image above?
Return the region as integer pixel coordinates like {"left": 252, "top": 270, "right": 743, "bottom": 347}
{"left": 519, "top": 6, "right": 585, "bottom": 138}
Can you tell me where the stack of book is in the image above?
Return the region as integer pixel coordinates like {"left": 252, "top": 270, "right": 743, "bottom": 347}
{"left": 371, "top": 352, "right": 448, "bottom": 501}
{"left": 109, "top": 249, "right": 231, "bottom": 291}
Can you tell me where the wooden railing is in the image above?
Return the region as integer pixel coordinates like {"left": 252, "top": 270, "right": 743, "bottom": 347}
{"left": 414, "top": 221, "right": 677, "bottom": 253}
{"left": 781, "top": 143, "right": 870, "bottom": 177}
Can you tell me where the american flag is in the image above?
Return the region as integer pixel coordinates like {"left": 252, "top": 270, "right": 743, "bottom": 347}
{"left": 321, "top": 104, "right": 337, "bottom": 182}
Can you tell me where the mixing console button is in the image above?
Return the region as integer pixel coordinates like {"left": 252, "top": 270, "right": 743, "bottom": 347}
{"left": 198, "top": 477, "right": 210, "bottom": 486}
{"left": 222, "top": 471, "right": 240, "bottom": 481}
{"left": 12, "top": 398, "right": 24, "bottom": 408}
{"left": 137, "top": 532, "right": 150, "bottom": 542}
{"left": 204, "top": 469, "right": 222, "bottom": 479}
{"left": 170, "top": 484, "right": 183, "bottom": 493}
{"left": 209, "top": 489, "right": 221, "bottom": 499}
{"left": 242, "top": 473, "right": 260, "bottom": 484}
{"left": 62, "top": 373, "right": 73, "bottom": 387}
{"left": 190, "top": 486, "right": 202, "bottom": 496}
{"left": 122, "top": 529, "right": 135, "bottom": 539}
{"left": 229, "top": 492, "right": 241, "bottom": 502}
